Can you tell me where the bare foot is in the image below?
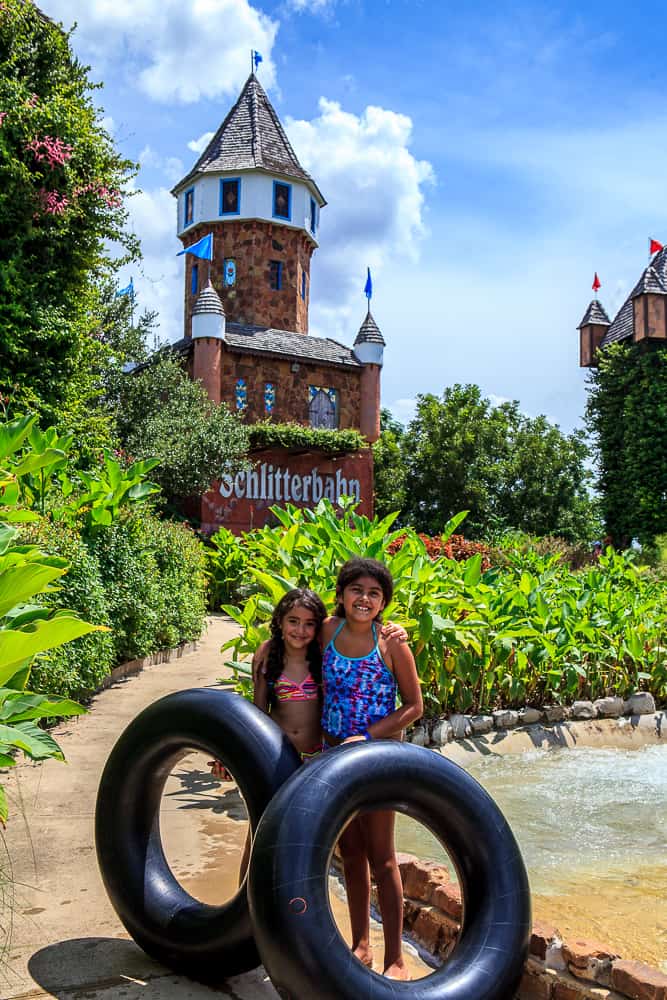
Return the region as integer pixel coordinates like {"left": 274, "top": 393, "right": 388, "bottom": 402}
{"left": 383, "top": 961, "right": 409, "bottom": 980}
{"left": 208, "top": 760, "right": 233, "bottom": 781}
{"left": 353, "top": 947, "right": 374, "bottom": 969}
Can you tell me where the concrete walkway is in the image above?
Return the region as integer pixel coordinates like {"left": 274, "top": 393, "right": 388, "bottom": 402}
{"left": 1, "top": 616, "right": 278, "bottom": 1000}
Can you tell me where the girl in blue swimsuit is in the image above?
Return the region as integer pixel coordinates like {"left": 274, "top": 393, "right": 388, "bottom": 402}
{"left": 321, "top": 558, "right": 423, "bottom": 981}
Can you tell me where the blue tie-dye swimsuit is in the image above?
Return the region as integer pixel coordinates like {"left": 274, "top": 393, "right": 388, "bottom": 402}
{"left": 321, "top": 621, "right": 397, "bottom": 739}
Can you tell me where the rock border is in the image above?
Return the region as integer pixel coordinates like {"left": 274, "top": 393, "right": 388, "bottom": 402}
{"left": 409, "top": 692, "right": 664, "bottom": 749}
{"left": 392, "top": 855, "right": 667, "bottom": 1000}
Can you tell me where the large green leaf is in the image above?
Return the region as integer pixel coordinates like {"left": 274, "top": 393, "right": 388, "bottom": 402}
{"left": 0, "top": 414, "right": 36, "bottom": 461}
{"left": 0, "top": 562, "right": 67, "bottom": 618}
{"left": 0, "top": 690, "right": 85, "bottom": 722}
{"left": 0, "top": 719, "right": 64, "bottom": 760}
{"left": 0, "top": 615, "right": 108, "bottom": 683}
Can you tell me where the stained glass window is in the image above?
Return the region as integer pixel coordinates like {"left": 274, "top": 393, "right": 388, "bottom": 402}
{"left": 308, "top": 386, "right": 339, "bottom": 429}
{"left": 264, "top": 383, "right": 275, "bottom": 414}
{"left": 235, "top": 379, "right": 247, "bottom": 411}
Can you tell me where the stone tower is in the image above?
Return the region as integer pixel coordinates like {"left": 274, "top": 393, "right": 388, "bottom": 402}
{"left": 171, "top": 74, "right": 326, "bottom": 337}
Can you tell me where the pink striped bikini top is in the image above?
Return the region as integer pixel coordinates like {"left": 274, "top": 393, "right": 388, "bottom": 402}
{"left": 274, "top": 671, "right": 319, "bottom": 703}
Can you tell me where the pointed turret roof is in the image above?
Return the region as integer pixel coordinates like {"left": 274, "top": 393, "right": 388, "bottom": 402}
{"left": 602, "top": 246, "right": 667, "bottom": 347}
{"left": 577, "top": 299, "right": 610, "bottom": 329}
{"left": 354, "top": 308, "right": 385, "bottom": 347}
{"left": 172, "top": 74, "right": 325, "bottom": 204}
{"left": 631, "top": 264, "right": 667, "bottom": 298}
{"left": 193, "top": 280, "right": 225, "bottom": 316}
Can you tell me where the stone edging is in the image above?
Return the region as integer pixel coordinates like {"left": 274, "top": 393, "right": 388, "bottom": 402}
{"left": 409, "top": 692, "right": 664, "bottom": 747}
{"left": 94, "top": 639, "right": 200, "bottom": 693}
{"left": 392, "top": 855, "right": 667, "bottom": 999}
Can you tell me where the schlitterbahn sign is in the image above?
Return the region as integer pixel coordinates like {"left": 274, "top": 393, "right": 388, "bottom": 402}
{"left": 219, "top": 462, "right": 361, "bottom": 505}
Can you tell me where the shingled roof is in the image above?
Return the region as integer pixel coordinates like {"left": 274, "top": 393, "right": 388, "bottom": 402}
{"left": 354, "top": 309, "right": 385, "bottom": 346}
{"left": 602, "top": 247, "right": 667, "bottom": 347}
{"left": 172, "top": 74, "right": 325, "bottom": 204}
{"left": 169, "top": 323, "right": 361, "bottom": 369}
{"left": 577, "top": 300, "right": 610, "bottom": 330}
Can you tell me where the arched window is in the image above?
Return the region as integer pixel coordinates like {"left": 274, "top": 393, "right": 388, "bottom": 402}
{"left": 309, "top": 386, "right": 338, "bottom": 429}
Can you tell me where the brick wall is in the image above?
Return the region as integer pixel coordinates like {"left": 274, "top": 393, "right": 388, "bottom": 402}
{"left": 182, "top": 219, "right": 314, "bottom": 335}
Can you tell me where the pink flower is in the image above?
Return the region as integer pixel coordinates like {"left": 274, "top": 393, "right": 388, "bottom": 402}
{"left": 27, "top": 93, "right": 39, "bottom": 107}
{"left": 0, "top": 113, "right": 6, "bottom": 127}
{"left": 27, "top": 135, "right": 73, "bottom": 168}
{"left": 37, "top": 188, "right": 69, "bottom": 215}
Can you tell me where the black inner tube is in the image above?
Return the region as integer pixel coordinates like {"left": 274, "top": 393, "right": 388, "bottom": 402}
{"left": 248, "top": 740, "right": 531, "bottom": 1000}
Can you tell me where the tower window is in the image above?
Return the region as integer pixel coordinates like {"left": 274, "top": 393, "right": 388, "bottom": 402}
{"left": 301, "top": 269, "right": 306, "bottom": 301}
{"left": 191, "top": 262, "right": 199, "bottom": 296}
{"left": 184, "top": 187, "right": 194, "bottom": 227}
{"left": 264, "top": 383, "right": 275, "bottom": 414}
{"left": 269, "top": 260, "right": 283, "bottom": 291}
{"left": 310, "top": 197, "right": 317, "bottom": 235}
{"left": 219, "top": 178, "right": 240, "bottom": 216}
{"left": 273, "top": 181, "right": 291, "bottom": 221}
{"left": 309, "top": 386, "right": 339, "bottom": 429}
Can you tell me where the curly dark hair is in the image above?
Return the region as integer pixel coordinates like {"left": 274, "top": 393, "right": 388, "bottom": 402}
{"left": 265, "top": 589, "right": 327, "bottom": 709}
{"left": 334, "top": 557, "right": 394, "bottom": 620}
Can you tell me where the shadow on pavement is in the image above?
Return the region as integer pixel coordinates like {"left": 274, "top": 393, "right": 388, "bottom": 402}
{"left": 28, "top": 936, "right": 168, "bottom": 997}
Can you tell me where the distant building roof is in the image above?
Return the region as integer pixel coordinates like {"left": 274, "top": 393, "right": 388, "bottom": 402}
{"left": 192, "top": 281, "right": 225, "bottom": 316}
{"left": 577, "top": 299, "right": 611, "bottom": 330}
{"left": 172, "top": 74, "right": 325, "bottom": 205}
{"left": 602, "top": 247, "right": 667, "bottom": 347}
{"left": 354, "top": 309, "right": 385, "bottom": 346}
{"left": 170, "top": 323, "right": 361, "bottom": 369}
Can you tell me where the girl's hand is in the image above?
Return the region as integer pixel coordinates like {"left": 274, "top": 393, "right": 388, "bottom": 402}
{"left": 342, "top": 735, "right": 367, "bottom": 744}
{"left": 382, "top": 620, "right": 408, "bottom": 643}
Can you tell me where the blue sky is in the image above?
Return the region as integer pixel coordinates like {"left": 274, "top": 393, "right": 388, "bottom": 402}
{"left": 42, "top": 0, "right": 667, "bottom": 434}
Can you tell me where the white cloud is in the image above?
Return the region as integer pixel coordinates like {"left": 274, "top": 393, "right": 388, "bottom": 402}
{"left": 188, "top": 131, "right": 215, "bottom": 154}
{"left": 138, "top": 146, "right": 184, "bottom": 184}
{"left": 43, "top": 0, "right": 278, "bottom": 103}
{"left": 100, "top": 115, "right": 115, "bottom": 135}
{"left": 285, "top": 0, "right": 335, "bottom": 11}
{"left": 121, "top": 180, "right": 184, "bottom": 344}
{"left": 286, "top": 99, "right": 434, "bottom": 339}
{"left": 388, "top": 398, "right": 417, "bottom": 426}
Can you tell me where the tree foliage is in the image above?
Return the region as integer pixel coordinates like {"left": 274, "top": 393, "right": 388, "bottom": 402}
{"left": 586, "top": 342, "right": 667, "bottom": 548}
{"left": 391, "top": 385, "right": 596, "bottom": 541}
{"left": 0, "top": 0, "right": 138, "bottom": 434}
{"left": 116, "top": 356, "right": 249, "bottom": 507}
{"left": 372, "top": 407, "right": 407, "bottom": 519}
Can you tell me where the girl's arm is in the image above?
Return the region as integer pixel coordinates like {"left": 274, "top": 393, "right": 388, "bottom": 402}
{"left": 347, "top": 639, "right": 423, "bottom": 741}
{"left": 252, "top": 641, "right": 270, "bottom": 713}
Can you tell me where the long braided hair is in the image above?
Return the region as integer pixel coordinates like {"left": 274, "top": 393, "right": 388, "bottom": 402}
{"left": 264, "top": 589, "right": 327, "bottom": 710}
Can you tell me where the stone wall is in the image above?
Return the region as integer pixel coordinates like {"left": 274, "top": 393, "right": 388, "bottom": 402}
{"left": 183, "top": 219, "right": 314, "bottom": 335}
{"left": 218, "top": 344, "right": 362, "bottom": 428}
{"left": 391, "top": 856, "right": 667, "bottom": 1000}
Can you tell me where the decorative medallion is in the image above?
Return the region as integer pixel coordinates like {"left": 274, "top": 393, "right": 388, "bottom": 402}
{"left": 224, "top": 259, "right": 236, "bottom": 287}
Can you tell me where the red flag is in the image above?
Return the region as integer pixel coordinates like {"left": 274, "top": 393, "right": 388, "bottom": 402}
{"left": 592, "top": 272, "right": 601, "bottom": 292}
{"left": 650, "top": 238, "right": 663, "bottom": 255}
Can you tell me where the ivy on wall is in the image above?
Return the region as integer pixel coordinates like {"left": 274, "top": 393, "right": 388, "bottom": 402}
{"left": 248, "top": 421, "right": 366, "bottom": 455}
{"left": 586, "top": 341, "right": 667, "bottom": 547}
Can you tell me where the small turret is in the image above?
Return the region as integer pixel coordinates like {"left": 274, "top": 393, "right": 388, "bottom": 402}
{"left": 631, "top": 265, "right": 667, "bottom": 344}
{"left": 578, "top": 299, "right": 610, "bottom": 368}
{"left": 192, "top": 281, "right": 225, "bottom": 404}
{"left": 354, "top": 309, "right": 384, "bottom": 442}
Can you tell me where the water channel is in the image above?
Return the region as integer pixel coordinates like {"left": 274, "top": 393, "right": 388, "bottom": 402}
{"left": 161, "top": 742, "right": 666, "bottom": 974}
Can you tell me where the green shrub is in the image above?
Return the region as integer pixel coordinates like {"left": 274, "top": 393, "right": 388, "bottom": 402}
{"left": 205, "top": 526, "right": 250, "bottom": 608}
{"left": 20, "top": 518, "right": 115, "bottom": 698}
{"left": 144, "top": 515, "right": 208, "bottom": 646}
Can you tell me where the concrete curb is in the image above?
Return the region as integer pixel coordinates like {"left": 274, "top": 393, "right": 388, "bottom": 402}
{"left": 94, "top": 639, "right": 201, "bottom": 693}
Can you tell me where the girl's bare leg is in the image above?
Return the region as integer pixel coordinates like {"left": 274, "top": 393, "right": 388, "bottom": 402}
{"left": 338, "top": 817, "right": 373, "bottom": 966}
{"left": 362, "top": 810, "right": 408, "bottom": 979}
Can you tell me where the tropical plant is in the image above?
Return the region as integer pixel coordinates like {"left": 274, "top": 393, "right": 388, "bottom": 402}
{"left": 219, "top": 500, "right": 667, "bottom": 715}
{"left": 206, "top": 526, "right": 249, "bottom": 607}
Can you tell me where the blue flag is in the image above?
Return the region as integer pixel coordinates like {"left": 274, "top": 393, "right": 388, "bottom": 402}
{"left": 253, "top": 50, "right": 263, "bottom": 70}
{"left": 364, "top": 267, "right": 372, "bottom": 300}
{"left": 177, "top": 233, "right": 213, "bottom": 261}
{"left": 116, "top": 277, "right": 134, "bottom": 298}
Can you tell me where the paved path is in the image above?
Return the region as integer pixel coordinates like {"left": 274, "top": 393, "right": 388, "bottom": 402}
{"left": 1, "top": 616, "right": 278, "bottom": 1000}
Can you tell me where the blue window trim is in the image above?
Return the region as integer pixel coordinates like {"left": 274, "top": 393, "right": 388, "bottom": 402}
{"left": 219, "top": 177, "right": 241, "bottom": 216}
{"left": 272, "top": 180, "right": 292, "bottom": 222}
{"left": 270, "top": 260, "right": 283, "bottom": 291}
{"left": 183, "top": 186, "right": 195, "bottom": 228}
{"left": 310, "top": 197, "right": 317, "bottom": 235}
{"left": 301, "top": 269, "right": 306, "bottom": 300}
{"left": 191, "top": 262, "right": 199, "bottom": 296}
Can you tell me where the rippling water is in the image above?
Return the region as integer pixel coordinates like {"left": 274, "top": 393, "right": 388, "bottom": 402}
{"left": 395, "top": 745, "right": 667, "bottom": 968}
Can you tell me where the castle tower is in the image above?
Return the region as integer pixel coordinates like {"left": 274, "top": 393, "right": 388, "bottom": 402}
{"left": 171, "top": 73, "right": 326, "bottom": 337}
{"left": 577, "top": 299, "right": 610, "bottom": 367}
{"left": 353, "top": 308, "right": 385, "bottom": 442}
{"left": 191, "top": 281, "right": 225, "bottom": 404}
